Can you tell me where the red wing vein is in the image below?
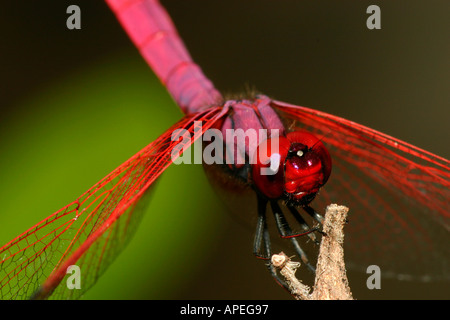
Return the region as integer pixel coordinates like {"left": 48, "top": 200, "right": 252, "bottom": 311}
{"left": 0, "top": 107, "right": 223, "bottom": 299}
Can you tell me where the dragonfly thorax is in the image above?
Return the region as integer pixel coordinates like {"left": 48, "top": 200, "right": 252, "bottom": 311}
{"left": 216, "top": 96, "right": 331, "bottom": 206}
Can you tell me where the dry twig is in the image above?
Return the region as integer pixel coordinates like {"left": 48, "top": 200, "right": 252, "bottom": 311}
{"left": 272, "top": 204, "right": 353, "bottom": 300}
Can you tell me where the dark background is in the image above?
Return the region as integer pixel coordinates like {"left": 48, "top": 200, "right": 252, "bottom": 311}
{"left": 0, "top": 1, "right": 448, "bottom": 299}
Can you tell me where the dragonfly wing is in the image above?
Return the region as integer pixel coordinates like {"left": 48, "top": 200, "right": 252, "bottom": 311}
{"left": 271, "top": 100, "right": 450, "bottom": 281}
{"left": 0, "top": 107, "right": 224, "bottom": 300}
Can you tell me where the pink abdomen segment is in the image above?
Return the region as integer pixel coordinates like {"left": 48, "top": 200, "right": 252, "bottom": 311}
{"left": 106, "top": 0, "right": 222, "bottom": 114}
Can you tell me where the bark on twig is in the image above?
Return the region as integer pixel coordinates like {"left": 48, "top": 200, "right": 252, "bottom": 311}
{"left": 272, "top": 204, "right": 353, "bottom": 300}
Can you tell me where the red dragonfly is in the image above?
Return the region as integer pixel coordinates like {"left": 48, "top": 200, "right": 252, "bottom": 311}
{"left": 1, "top": 0, "right": 449, "bottom": 299}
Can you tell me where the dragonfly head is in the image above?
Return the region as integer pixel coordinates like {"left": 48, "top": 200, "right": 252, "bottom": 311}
{"left": 251, "top": 131, "right": 332, "bottom": 206}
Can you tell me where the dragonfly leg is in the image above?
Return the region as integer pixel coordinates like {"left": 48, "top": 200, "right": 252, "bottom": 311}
{"left": 270, "top": 201, "right": 316, "bottom": 273}
{"left": 301, "top": 205, "right": 325, "bottom": 225}
{"left": 252, "top": 197, "right": 270, "bottom": 259}
{"left": 286, "top": 205, "right": 321, "bottom": 245}
{"left": 253, "top": 196, "right": 290, "bottom": 290}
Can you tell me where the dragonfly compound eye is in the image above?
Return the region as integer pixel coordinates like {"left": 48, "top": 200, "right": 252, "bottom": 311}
{"left": 252, "top": 131, "right": 331, "bottom": 205}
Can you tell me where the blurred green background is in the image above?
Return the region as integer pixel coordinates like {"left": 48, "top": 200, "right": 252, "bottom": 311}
{"left": 0, "top": 1, "right": 449, "bottom": 299}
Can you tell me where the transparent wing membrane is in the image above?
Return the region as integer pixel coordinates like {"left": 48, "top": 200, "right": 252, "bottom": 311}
{"left": 272, "top": 100, "right": 450, "bottom": 281}
{"left": 0, "top": 107, "right": 223, "bottom": 299}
